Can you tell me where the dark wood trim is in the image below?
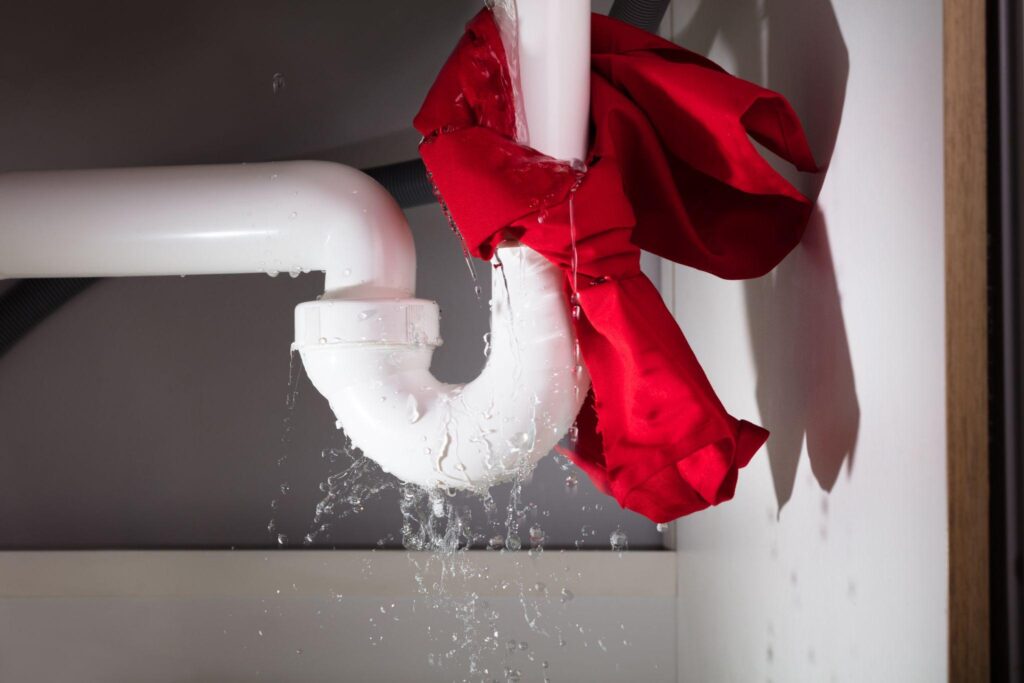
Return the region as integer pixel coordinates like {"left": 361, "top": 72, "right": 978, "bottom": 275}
{"left": 945, "top": 0, "right": 991, "bottom": 679}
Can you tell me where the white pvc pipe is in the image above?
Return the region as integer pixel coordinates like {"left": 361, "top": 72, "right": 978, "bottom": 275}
{"left": 516, "top": 0, "right": 591, "bottom": 163}
{"left": 0, "top": 0, "right": 592, "bottom": 491}
{"left": 293, "top": 0, "right": 593, "bottom": 489}
{"left": 0, "top": 161, "right": 414, "bottom": 299}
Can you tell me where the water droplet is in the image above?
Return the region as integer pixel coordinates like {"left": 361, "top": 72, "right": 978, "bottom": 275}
{"left": 610, "top": 527, "right": 628, "bottom": 552}
{"left": 431, "top": 496, "right": 445, "bottom": 518}
{"left": 656, "top": 522, "right": 669, "bottom": 533}
{"left": 280, "top": 483, "right": 291, "bottom": 495}
{"left": 505, "top": 534, "right": 521, "bottom": 551}
{"left": 560, "top": 587, "right": 574, "bottom": 603}
{"left": 272, "top": 72, "right": 286, "bottom": 94}
{"left": 564, "top": 474, "right": 578, "bottom": 492}
{"left": 529, "top": 524, "right": 545, "bottom": 548}
{"left": 489, "top": 535, "right": 505, "bottom": 551}
{"left": 407, "top": 395, "right": 421, "bottom": 424}
{"left": 267, "top": 270, "right": 279, "bottom": 278}
{"left": 277, "top": 533, "right": 288, "bottom": 546}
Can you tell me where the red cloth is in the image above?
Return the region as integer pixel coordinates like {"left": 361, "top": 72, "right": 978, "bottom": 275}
{"left": 414, "top": 10, "right": 817, "bottom": 523}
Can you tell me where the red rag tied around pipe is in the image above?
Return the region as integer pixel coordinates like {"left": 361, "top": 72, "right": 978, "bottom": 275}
{"left": 414, "top": 10, "right": 818, "bottom": 523}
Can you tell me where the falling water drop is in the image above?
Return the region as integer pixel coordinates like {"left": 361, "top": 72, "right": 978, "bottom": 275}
{"left": 528, "top": 524, "right": 545, "bottom": 549}
{"left": 407, "top": 395, "right": 421, "bottom": 424}
{"left": 610, "top": 527, "right": 628, "bottom": 552}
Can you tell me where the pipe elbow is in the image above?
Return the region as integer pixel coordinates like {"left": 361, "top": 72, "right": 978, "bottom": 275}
{"left": 269, "top": 161, "right": 416, "bottom": 299}
{"left": 295, "top": 245, "right": 587, "bottom": 490}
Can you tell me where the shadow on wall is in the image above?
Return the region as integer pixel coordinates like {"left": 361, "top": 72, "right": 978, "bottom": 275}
{"left": 677, "top": 0, "right": 859, "bottom": 512}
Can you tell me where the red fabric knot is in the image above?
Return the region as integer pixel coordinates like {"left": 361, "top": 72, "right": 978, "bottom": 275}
{"left": 414, "top": 9, "right": 817, "bottom": 523}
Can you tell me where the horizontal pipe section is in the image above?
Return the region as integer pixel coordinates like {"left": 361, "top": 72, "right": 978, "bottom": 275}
{"left": 0, "top": 160, "right": 415, "bottom": 298}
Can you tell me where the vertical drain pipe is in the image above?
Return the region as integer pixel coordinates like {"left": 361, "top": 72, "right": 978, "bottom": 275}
{"left": 515, "top": 0, "right": 591, "bottom": 164}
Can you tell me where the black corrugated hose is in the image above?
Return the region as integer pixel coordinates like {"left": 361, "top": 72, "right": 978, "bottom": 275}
{"left": 0, "top": 278, "right": 96, "bottom": 356}
{"left": 609, "top": 0, "right": 671, "bottom": 34}
{"left": 0, "top": 0, "right": 669, "bottom": 356}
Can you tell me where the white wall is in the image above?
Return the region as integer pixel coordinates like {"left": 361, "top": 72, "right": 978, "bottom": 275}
{"left": 665, "top": 1, "right": 947, "bottom": 681}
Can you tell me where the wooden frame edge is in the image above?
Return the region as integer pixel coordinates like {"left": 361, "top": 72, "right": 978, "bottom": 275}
{"left": 945, "top": 0, "right": 991, "bottom": 679}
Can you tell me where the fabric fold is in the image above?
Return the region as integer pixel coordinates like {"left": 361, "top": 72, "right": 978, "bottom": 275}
{"left": 414, "top": 10, "right": 816, "bottom": 522}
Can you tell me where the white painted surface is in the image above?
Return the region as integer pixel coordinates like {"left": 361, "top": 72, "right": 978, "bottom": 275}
{"left": 0, "top": 596, "right": 674, "bottom": 683}
{"left": 0, "top": 551, "right": 677, "bottom": 683}
{"left": 664, "top": 1, "right": 947, "bottom": 682}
